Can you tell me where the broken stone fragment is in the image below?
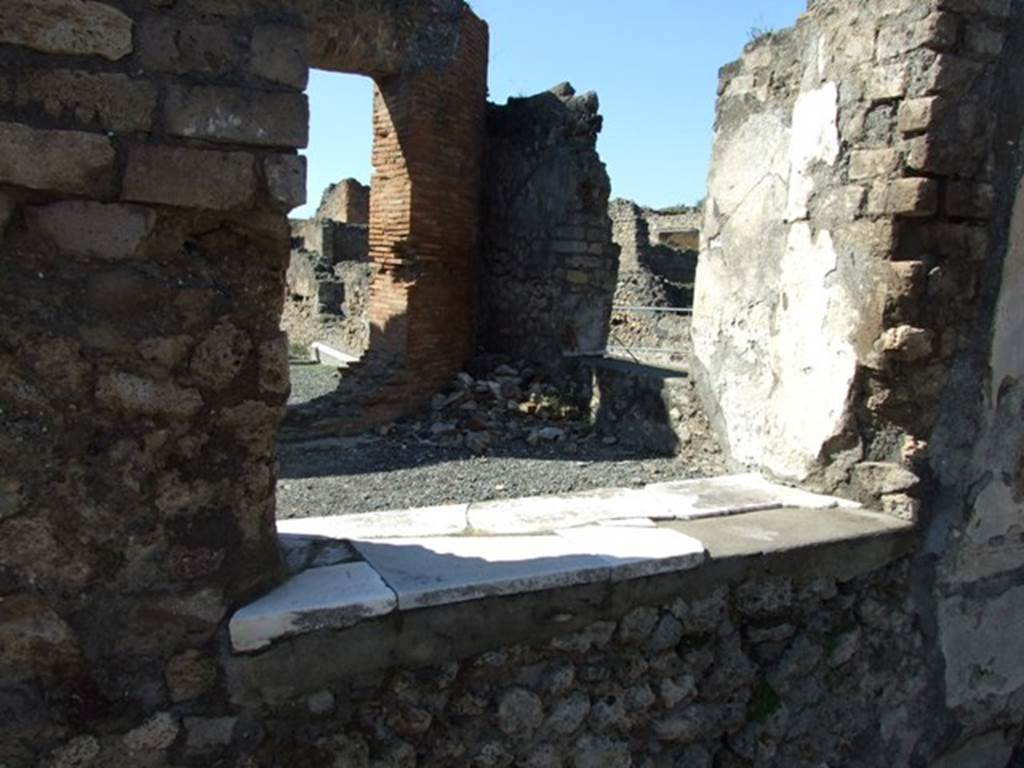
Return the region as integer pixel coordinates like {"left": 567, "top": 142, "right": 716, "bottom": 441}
{"left": 877, "top": 324, "right": 934, "bottom": 362}
{"left": 852, "top": 461, "right": 920, "bottom": 496}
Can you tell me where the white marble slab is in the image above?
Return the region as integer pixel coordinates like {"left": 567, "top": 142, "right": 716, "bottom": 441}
{"left": 310, "top": 341, "right": 358, "bottom": 367}
{"left": 467, "top": 487, "right": 669, "bottom": 535}
{"left": 596, "top": 517, "right": 659, "bottom": 528}
{"left": 351, "top": 535, "right": 611, "bottom": 610}
{"left": 644, "top": 473, "right": 860, "bottom": 521}
{"left": 276, "top": 504, "right": 469, "bottom": 540}
{"left": 229, "top": 562, "right": 396, "bottom": 652}
{"left": 555, "top": 526, "right": 706, "bottom": 581}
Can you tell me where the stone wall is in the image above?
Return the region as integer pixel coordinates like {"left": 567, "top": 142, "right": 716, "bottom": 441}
{"left": 692, "top": 0, "right": 1018, "bottom": 504}
{"left": 5, "top": 1, "right": 1024, "bottom": 767}
{"left": 316, "top": 177, "right": 369, "bottom": 225}
{"left": 693, "top": 0, "right": 1024, "bottom": 762}
{"left": 0, "top": 0, "right": 488, "bottom": 761}
{"left": 284, "top": 182, "right": 372, "bottom": 355}
{"left": 608, "top": 199, "right": 697, "bottom": 363}
{"left": 480, "top": 84, "right": 619, "bottom": 370}
{"left": 0, "top": 0, "right": 308, "bottom": 762}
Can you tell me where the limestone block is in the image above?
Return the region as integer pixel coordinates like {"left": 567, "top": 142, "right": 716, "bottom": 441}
{"left": 18, "top": 70, "right": 157, "bottom": 133}
{"left": 123, "top": 146, "right": 256, "bottom": 210}
{"left": 923, "top": 54, "right": 985, "bottom": 96}
{"left": 252, "top": 25, "right": 309, "bottom": 89}
{"left": 165, "top": 650, "right": 218, "bottom": 703}
{"left": 123, "top": 712, "right": 180, "bottom": 752}
{"left": 898, "top": 97, "right": 941, "bottom": 134}
{"left": 0, "top": 0, "right": 133, "bottom": 60}
{"left": 138, "top": 16, "right": 247, "bottom": 76}
{"left": 875, "top": 14, "right": 958, "bottom": 60}
{"left": 869, "top": 178, "right": 939, "bottom": 217}
{"left": 26, "top": 202, "right": 155, "bottom": 260}
{"left": 939, "top": 586, "right": 1024, "bottom": 707}
{"left": 866, "top": 62, "right": 909, "bottom": 100}
{"left": 0, "top": 122, "right": 114, "bottom": 196}
{"left": 0, "top": 595, "right": 81, "bottom": 682}
{"left": 164, "top": 85, "right": 309, "bottom": 148}
{"left": 849, "top": 149, "right": 902, "bottom": 180}
{"left": 877, "top": 325, "right": 934, "bottom": 361}
{"left": 265, "top": 154, "right": 307, "bottom": 210}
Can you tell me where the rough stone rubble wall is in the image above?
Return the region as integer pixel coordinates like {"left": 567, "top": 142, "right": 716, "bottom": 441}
{"left": 0, "top": 0, "right": 308, "bottom": 763}
{"left": 480, "top": 84, "right": 619, "bottom": 371}
{"left": 226, "top": 557, "right": 929, "bottom": 768}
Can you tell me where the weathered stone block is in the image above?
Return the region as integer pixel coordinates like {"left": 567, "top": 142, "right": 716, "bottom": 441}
{"left": 852, "top": 462, "right": 920, "bottom": 495}
{"left": 265, "top": 155, "right": 307, "bottom": 210}
{"left": 26, "top": 202, "right": 155, "bottom": 260}
{"left": 946, "top": 181, "right": 995, "bottom": 219}
{"left": 0, "top": 122, "right": 114, "bottom": 195}
{"left": 0, "top": 0, "right": 133, "bottom": 60}
{"left": 877, "top": 325, "right": 935, "bottom": 361}
{"left": 867, "top": 63, "right": 908, "bottom": 100}
{"left": 876, "top": 14, "right": 958, "bottom": 61}
{"left": 138, "top": 16, "right": 247, "bottom": 76}
{"left": 849, "top": 148, "right": 902, "bottom": 180}
{"left": 923, "top": 54, "right": 985, "bottom": 96}
{"left": 17, "top": 70, "right": 157, "bottom": 133}
{"left": 869, "top": 178, "right": 939, "bottom": 217}
{"left": 897, "top": 97, "right": 940, "bottom": 134}
{"left": 123, "top": 146, "right": 256, "bottom": 210}
{"left": 252, "top": 25, "right": 309, "bottom": 89}
{"left": 164, "top": 85, "right": 309, "bottom": 148}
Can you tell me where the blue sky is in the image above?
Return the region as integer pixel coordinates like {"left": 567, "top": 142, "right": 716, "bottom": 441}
{"left": 296, "top": 0, "right": 807, "bottom": 217}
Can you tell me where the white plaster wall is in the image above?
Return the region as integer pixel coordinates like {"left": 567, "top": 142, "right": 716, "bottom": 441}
{"left": 694, "top": 78, "right": 866, "bottom": 482}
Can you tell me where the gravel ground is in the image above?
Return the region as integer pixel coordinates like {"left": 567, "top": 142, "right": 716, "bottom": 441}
{"left": 288, "top": 360, "right": 344, "bottom": 405}
{"left": 278, "top": 360, "right": 727, "bottom": 519}
{"left": 277, "top": 436, "right": 725, "bottom": 519}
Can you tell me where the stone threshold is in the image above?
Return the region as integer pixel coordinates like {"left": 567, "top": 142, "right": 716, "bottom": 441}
{"left": 229, "top": 474, "right": 889, "bottom": 654}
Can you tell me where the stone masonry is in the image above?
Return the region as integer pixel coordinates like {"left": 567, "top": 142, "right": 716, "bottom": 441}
{"left": 284, "top": 181, "right": 372, "bottom": 355}
{"left": 480, "top": 84, "right": 620, "bottom": 371}
{"left": 3, "top": 1, "right": 1024, "bottom": 767}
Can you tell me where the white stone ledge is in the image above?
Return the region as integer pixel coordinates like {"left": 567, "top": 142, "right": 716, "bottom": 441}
{"left": 229, "top": 475, "right": 866, "bottom": 653}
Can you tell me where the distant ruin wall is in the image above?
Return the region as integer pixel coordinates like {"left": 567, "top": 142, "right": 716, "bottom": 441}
{"left": 315, "top": 177, "right": 369, "bottom": 225}
{"left": 480, "top": 84, "right": 619, "bottom": 370}
{"left": 608, "top": 199, "right": 698, "bottom": 363}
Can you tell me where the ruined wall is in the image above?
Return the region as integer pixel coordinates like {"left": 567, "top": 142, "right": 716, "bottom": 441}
{"left": 608, "top": 199, "right": 696, "bottom": 362}
{"left": 284, "top": 182, "right": 372, "bottom": 355}
{"left": 0, "top": 0, "right": 488, "bottom": 761}
{"left": 694, "top": 0, "right": 1024, "bottom": 762}
{"left": 316, "top": 177, "right": 369, "bottom": 224}
{"left": 0, "top": 0, "right": 308, "bottom": 761}
{"left": 692, "top": 0, "right": 1012, "bottom": 503}
{"left": 480, "top": 84, "right": 619, "bottom": 369}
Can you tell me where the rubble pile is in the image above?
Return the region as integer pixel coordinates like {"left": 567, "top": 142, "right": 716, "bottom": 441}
{"left": 380, "top": 356, "right": 607, "bottom": 454}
